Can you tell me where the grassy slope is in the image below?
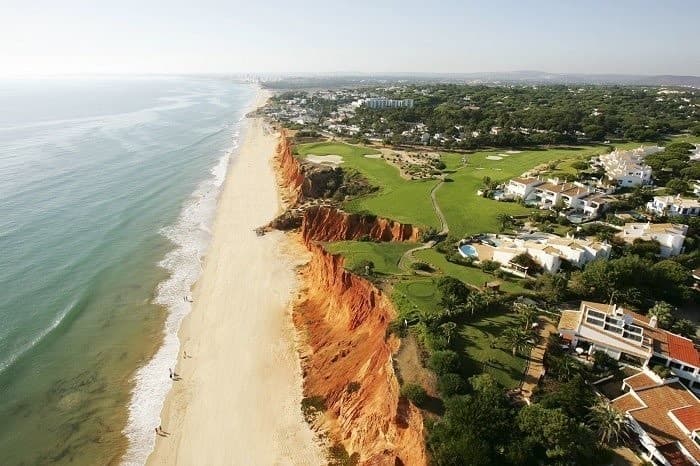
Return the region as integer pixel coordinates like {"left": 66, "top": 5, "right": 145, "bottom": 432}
{"left": 438, "top": 146, "right": 607, "bottom": 237}
{"left": 391, "top": 276, "right": 527, "bottom": 388}
{"left": 413, "top": 249, "right": 527, "bottom": 294}
{"left": 296, "top": 142, "right": 440, "bottom": 228}
{"left": 455, "top": 311, "right": 528, "bottom": 389}
{"left": 323, "top": 241, "right": 415, "bottom": 276}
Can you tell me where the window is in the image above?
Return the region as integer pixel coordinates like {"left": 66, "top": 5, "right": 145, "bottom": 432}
{"left": 670, "top": 361, "right": 683, "bottom": 370}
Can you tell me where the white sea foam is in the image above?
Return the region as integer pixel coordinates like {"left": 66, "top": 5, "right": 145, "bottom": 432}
{"left": 120, "top": 128, "right": 241, "bottom": 466}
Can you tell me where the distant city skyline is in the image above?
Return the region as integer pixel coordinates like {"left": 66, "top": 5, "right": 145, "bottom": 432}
{"left": 1, "top": 0, "right": 699, "bottom": 77}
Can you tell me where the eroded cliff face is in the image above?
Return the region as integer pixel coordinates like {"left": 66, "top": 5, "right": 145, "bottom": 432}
{"left": 295, "top": 243, "right": 427, "bottom": 466}
{"left": 301, "top": 206, "right": 420, "bottom": 243}
{"left": 276, "top": 135, "right": 305, "bottom": 205}
{"left": 277, "top": 134, "right": 426, "bottom": 464}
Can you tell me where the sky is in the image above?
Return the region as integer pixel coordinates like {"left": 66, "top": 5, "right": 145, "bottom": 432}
{"left": 1, "top": 0, "right": 699, "bottom": 77}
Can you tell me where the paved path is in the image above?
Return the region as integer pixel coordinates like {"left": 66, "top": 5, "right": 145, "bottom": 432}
{"left": 520, "top": 318, "right": 556, "bottom": 402}
{"left": 398, "top": 180, "right": 448, "bottom": 272}
{"left": 430, "top": 181, "right": 449, "bottom": 235}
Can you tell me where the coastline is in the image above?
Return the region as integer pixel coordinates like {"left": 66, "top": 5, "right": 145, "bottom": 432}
{"left": 144, "top": 89, "right": 324, "bottom": 465}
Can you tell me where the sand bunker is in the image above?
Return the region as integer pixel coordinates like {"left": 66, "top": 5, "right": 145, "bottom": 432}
{"left": 306, "top": 154, "right": 343, "bottom": 165}
{"left": 485, "top": 155, "right": 503, "bottom": 161}
{"left": 364, "top": 154, "right": 382, "bottom": 159}
{"left": 505, "top": 150, "right": 522, "bottom": 154}
{"left": 499, "top": 153, "right": 511, "bottom": 157}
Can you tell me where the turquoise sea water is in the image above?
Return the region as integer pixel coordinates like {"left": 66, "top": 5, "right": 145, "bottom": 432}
{"left": 0, "top": 77, "right": 253, "bottom": 465}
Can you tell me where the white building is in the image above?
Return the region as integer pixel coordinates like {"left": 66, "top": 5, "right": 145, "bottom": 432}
{"left": 558, "top": 301, "right": 700, "bottom": 389}
{"left": 363, "top": 98, "right": 414, "bottom": 109}
{"left": 617, "top": 222, "right": 688, "bottom": 257}
{"left": 532, "top": 180, "right": 592, "bottom": 209}
{"left": 503, "top": 177, "right": 544, "bottom": 199}
{"left": 647, "top": 195, "right": 700, "bottom": 217}
{"left": 491, "top": 234, "right": 611, "bottom": 274}
{"left": 596, "top": 146, "right": 659, "bottom": 187}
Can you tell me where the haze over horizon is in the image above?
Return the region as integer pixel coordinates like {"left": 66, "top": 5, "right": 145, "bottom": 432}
{"left": 2, "top": 0, "right": 699, "bottom": 77}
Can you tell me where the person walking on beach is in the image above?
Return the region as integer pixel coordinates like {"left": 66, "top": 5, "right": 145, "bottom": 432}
{"left": 169, "top": 368, "right": 173, "bottom": 380}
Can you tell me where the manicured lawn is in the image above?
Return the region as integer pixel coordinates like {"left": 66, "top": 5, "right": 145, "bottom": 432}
{"left": 391, "top": 276, "right": 527, "bottom": 388}
{"left": 297, "top": 142, "right": 440, "bottom": 228}
{"left": 413, "top": 249, "right": 528, "bottom": 294}
{"left": 454, "top": 311, "right": 528, "bottom": 388}
{"left": 392, "top": 277, "right": 442, "bottom": 321}
{"left": 437, "top": 146, "right": 607, "bottom": 237}
{"left": 323, "top": 241, "right": 415, "bottom": 276}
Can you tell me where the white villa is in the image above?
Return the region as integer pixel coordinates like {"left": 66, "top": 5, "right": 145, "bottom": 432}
{"left": 647, "top": 196, "right": 700, "bottom": 217}
{"left": 504, "top": 177, "right": 592, "bottom": 208}
{"left": 617, "top": 222, "right": 688, "bottom": 257}
{"left": 613, "top": 374, "right": 700, "bottom": 466}
{"left": 491, "top": 234, "right": 611, "bottom": 274}
{"left": 503, "top": 177, "right": 611, "bottom": 218}
{"left": 558, "top": 301, "right": 700, "bottom": 390}
{"left": 596, "top": 146, "right": 659, "bottom": 187}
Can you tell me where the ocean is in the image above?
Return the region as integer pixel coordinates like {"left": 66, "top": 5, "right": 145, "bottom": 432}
{"left": 0, "top": 76, "right": 254, "bottom": 465}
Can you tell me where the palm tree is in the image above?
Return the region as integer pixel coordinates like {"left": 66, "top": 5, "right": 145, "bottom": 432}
{"left": 500, "top": 327, "right": 533, "bottom": 357}
{"left": 587, "top": 402, "right": 631, "bottom": 446}
{"left": 515, "top": 303, "right": 538, "bottom": 330}
{"left": 552, "top": 355, "right": 584, "bottom": 380}
{"left": 439, "top": 322, "right": 458, "bottom": 344}
{"left": 464, "top": 292, "right": 486, "bottom": 318}
{"left": 440, "top": 293, "right": 461, "bottom": 317}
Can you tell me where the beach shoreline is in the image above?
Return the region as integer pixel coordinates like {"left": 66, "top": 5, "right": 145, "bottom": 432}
{"left": 144, "top": 88, "right": 324, "bottom": 465}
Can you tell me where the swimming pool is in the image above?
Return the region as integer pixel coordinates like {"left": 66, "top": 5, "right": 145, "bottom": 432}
{"left": 458, "top": 244, "right": 479, "bottom": 258}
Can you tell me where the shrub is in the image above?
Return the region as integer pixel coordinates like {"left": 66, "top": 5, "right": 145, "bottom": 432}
{"left": 429, "top": 350, "right": 460, "bottom": 375}
{"left": 411, "top": 261, "right": 433, "bottom": 272}
{"left": 481, "top": 260, "right": 501, "bottom": 274}
{"left": 328, "top": 443, "right": 360, "bottom": 466}
{"left": 438, "top": 373, "right": 466, "bottom": 397}
{"left": 346, "top": 381, "right": 361, "bottom": 394}
{"left": 301, "top": 395, "right": 326, "bottom": 422}
{"left": 401, "top": 383, "right": 428, "bottom": 407}
{"left": 651, "top": 364, "right": 672, "bottom": 379}
{"left": 593, "top": 351, "right": 619, "bottom": 373}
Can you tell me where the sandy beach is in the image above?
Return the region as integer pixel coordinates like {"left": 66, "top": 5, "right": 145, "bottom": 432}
{"left": 146, "top": 89, "right": 324, "bottom": 466}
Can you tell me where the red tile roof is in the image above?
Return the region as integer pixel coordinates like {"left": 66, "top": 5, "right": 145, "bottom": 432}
{"left": 667, "top": 333, "right": 700, "bottom": 368}
{"left": 614, "top": 382, "right": 700, "bottom": 464}
{"left": 612, "top": 393, "right": 644, "bottom": 412}
{"left": 673, "top": 405, "right": 700, "bottom": 433}
{"left": 624, "top": 372, "right": 657, "bottom": 391}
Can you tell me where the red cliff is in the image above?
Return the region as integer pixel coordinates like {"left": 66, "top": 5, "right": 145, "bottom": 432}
{"left": 276, "top": 134, "right": 305, "bottom": 205}
{"left": 295, "top": 242, "right": 427, "bottom": 466}
{"left": 301, "top": 206, "right": 420, "bottom": 243}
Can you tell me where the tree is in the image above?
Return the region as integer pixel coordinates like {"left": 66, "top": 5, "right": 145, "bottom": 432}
{"left": 671, "top": 319, "right": 697, "bottom": 339}
{"left": 496, "top": 213, "right": 514, "bottom": 232}
{"left": 648, "top": 301, "right": 674, "bottom": 328}
{"left": 500, "top": 327, "right": 533, "bottom": 357}
{"left": 587, "top": 402, "right": 631, "bottom": 446}
{"left": 539, "top": 374, "right": 595, "bottom": 421}
{"left": 439, "top": 322, "right": 458, "bottom": 344}
{"left": 437, "top": 276, "right": 470, "bottom": 308}
{"left": 438, "top": 373, "right": 465, "bottom": 397}
{"left": 533, "top": 273, "right": 568, "bottom": 303}
{"left": 514, "top": 302, "right": 538, "bottom": 330}
{"left": 666, "top": 179, "right": 689, "bottom": 195}
{"left": 517, "top": 404, "right": 595, "bottom": 463}
{"left": 429, "top": 350, "right": 460, "bottom": 375}
{"left": 463, "top": 292, "right": 488, "bottom": 318}
{"left": 401, "top": 383, "right": 428, "bottom": 407}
